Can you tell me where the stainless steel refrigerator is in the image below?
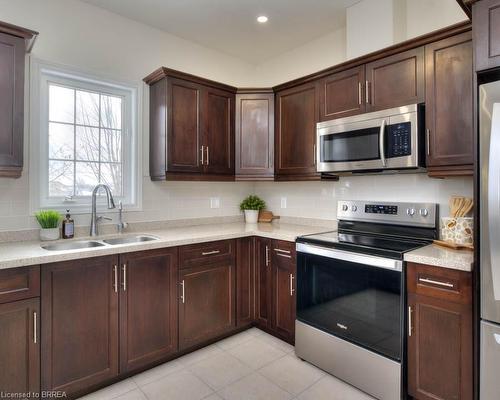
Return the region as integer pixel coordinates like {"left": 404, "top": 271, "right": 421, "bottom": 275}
{"left": 480, "top": 80, "right": 500, "bottom": 399}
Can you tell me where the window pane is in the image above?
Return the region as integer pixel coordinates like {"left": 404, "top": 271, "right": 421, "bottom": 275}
{"left": 76, "top": 126, "right": 100, "bottom": 161}
{"left": 101, "top": 163, "right": 122, "bottom": 195}
{"left": 49, "top": 160, "right": 74, "bottom": 197}
{"left": 75, "top": 162, "right": 99, "bottom": 196}
{"left": 101, "top": 129, "right": 122, "bottom": 162}
{"left": 76, "top": 90, "right": 100, "bottom": 127}
{"left": 101, "top": 95, "right": 122, "bottom": 129}
{"left": 49, "top": 85, "right": 74, "bottom": 123}
{"left": 49, "top": 122, "right": 74, "bottom": 160}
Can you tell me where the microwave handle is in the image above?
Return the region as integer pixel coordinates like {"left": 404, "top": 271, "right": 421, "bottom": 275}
{"left": 379, "top": 119, "right": 387, "bottom": 167}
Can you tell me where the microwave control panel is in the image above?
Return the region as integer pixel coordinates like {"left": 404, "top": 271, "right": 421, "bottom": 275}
{"left": 386, "top": 122, "right": 411, "bottom": 158}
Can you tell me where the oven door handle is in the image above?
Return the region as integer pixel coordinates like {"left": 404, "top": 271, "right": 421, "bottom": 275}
{"left": 379, "top": 119, "right": 387, "bottom": 167}
{"left": 296, "top": 243, "right": 403, "bottom": 272}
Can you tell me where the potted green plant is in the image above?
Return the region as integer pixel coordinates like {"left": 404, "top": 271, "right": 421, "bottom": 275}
{"left": 240, "top": 195, "right": 266, "bottom": 223}
{"left": 35, "top": 210, "right": 62, "bottom": 241}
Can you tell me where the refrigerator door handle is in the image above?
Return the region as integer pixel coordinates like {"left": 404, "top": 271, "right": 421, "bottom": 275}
{"left": 489, "top": 103, "right": 500, "bottom": 300}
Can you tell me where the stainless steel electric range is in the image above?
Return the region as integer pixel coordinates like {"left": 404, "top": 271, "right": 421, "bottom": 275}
{"left": 295, "top": 200, "right": 438, "bottom": 400}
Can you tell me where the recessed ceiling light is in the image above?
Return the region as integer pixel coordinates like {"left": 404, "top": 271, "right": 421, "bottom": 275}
{"left": 257, "top": 15, "right": 268, "bottom": 23}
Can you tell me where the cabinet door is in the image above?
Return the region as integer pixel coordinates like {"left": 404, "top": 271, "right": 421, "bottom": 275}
{"left": 319, "top": 66, "right": 365, "bottom": 121}
{"left": 0, "top": 298, "right": 39, "bottom": 396}
{"left": 408, "top": 293, "right": 473, "bottom": 400}
{"left": 41, "top": 256, "right": 119, "bottom": 395}
{"left": 179, "top": 261, "right": 235, "bottom": 349}
{"left": 275, "top": 82, "right": 319, "bottom": 178}
{"left": 271, "top": 240, "right": 296, "bottom": 343}
{"left": 235, "top": 91, "right": 274, "bottom": 179}
{"left": 203, "top": 86, "right": 234, "bottom": 175}
{"left": 426, "top": 32, "right": 473, "bottom": 169}
{"left": 473, "top": 0, "right": 500, "bottom": 72}
{"left": 0, "top": 32, "right": 25, "bottom": 178}
{"left": 167, "top": 78, "right": 204, "bottom": 173}
{"left": 119, "top": 248, "right": 178, "bottom": 373}
{"left": 365, "top": 47, "right": 424, "bottom": 112}
{"left": 236, "top": 237, "right": 255, "bottom": 327}
{"left": 256, "top": 237, "right": 272, "bottom": 328}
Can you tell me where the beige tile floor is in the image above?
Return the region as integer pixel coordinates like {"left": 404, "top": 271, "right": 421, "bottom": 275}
{"left": 81, "top": 328, "right": 375, "bottom": 400}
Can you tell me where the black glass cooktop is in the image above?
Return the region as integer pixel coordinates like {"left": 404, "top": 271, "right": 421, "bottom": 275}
{"left": 296, "top": 230, "right": 431, "bottom": 260}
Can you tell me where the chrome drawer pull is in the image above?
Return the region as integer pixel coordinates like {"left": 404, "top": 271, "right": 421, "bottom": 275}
{"left": 202, "top": 250, "right": 220, "bottom": 256}
{"left": 274, "top": 248, "right": 291, "bottom": 254}
{"left": 33, "top": 311, "right": 37, "bottom": 344}
{"left": 408, "top": 306, "right": 413, "bottom": 337}
{"left": 180, "top": 280, "right": 185, "bottom": 303}
{"left": 290, "top": 274, "right": 294, "bottom": 296}
{"left": 277, "top": 253, "right": 292, "bottom": 259}
{"left": 418, "top": 277, "right": 454, "bottom": 288}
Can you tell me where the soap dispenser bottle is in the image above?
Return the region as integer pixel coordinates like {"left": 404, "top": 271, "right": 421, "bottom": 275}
{"left": 62, "top": 209, "right": 75, "bottom": 239}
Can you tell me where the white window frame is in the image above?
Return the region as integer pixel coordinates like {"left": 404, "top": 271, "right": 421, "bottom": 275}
{"left": 30, "top": 59, "right": 142, "bottom": 214}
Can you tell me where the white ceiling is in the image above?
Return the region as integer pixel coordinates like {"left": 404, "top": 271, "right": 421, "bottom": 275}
{"left": 80, "top": 0, "right": 359, "bottom": 64}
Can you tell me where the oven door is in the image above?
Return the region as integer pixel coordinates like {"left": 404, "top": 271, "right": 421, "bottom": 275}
{"left": 296, "top": 243, "right": 403, "bottom": 362}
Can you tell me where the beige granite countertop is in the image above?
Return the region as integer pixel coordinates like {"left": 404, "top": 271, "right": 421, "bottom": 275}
{"left": 404, "top": 244, "right": 474, "bottom": 272}
{"left": 0, "top": 222, "right": 330, "bottom": 270}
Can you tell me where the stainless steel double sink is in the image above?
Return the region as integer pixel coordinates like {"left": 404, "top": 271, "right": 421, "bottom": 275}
{"left": 41, "top": 235, "right": 159, "bottom": 251}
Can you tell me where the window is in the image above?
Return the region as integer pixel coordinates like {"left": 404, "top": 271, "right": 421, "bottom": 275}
{"left": 32, "top": 61, "right": 140, "bottom": 212}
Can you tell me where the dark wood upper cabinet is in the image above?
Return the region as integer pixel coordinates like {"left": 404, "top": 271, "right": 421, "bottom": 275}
{"left": 425, "top": 32, "right": 474, "bottom": 174}
{"left": 119, "top": 248, "right": 178, "bottom": 373}
{"left": 256, "top": 237, "right": 272, "bottom": 328}
{"left": 41, "top": 256, "right": 119, "bottom": 396}
{"left": 0, "top": 22, "right": 37, "bottom": 178}
{"left": 0, "top": 298, "right": 40, "bottom": 395}
{"left": 236, "top": 237, "right": 255, "bottom": 327}
{"left": 144, "top": 67, "right": 235, "bottom": 181}
{"left": 275, "top": 82, "right": 320, "bottom": 180}
{"left": 204, "top": 86, "right": 234, "bottom": 175}
{"left": 473, "top": 0, "right": 500, "bottom": 71}
{"left": 319, "top": 66, "right": 366, "bottom": 121}
{"left": 365, "top": 47, "right": 425, "bottom": 112}
{"left": 235, "top": 90, "right": 274, "bottom": 180}
{"left": 178, "top": 241, "right": 236, "bottom": 350}
{"left": 407, "top": 263, "right": 473, "bottom": 400}
{"left": 271, "top": 240, "right": 296, "bottom": 344}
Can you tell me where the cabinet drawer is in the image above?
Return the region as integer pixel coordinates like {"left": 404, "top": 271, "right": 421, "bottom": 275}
{"left": 180, "top": 240, "right": 235, "bottom": 268}
{"left": 407, "top": 263, "right": 472, "bottom": 304}
{"left": 271, "top": 240, "right": 296, "bottom": 261}
{"left": 0, "top": 266, "right": 40, "bottom": 304}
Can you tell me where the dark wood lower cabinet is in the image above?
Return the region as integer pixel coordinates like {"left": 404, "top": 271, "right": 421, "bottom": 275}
{"left": 119, "top": 248, "right": 178, "bottom": 373}
{"left": 0, "top": 298, "right": 39, "bottom": 396}
{"left": 179, "top": 259, "right": 236, "bottom": 350}
{"left": 407, "top": 263, "right": 472, "bottom": 400}
{"left": 41, "top": 256, "right": 119, "bottom": 395}
{"left": 236, "top": 237, "right": 255, "bottom": 326}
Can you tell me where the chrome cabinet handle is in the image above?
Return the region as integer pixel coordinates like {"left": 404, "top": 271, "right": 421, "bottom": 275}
{"left": 379, "top": 119, "right": 387, "bottom": 167}
{"left": 206, "top": 146, "right": 209, "bottom": 165}
{"left": 358, "top": 82, "right": 362, "bottom": 105}
{"left": 426, "top": 129, "right": 431, "bottom": 156}
{"left": 290, "top": 274, "right": 294, "bottom": 296}
{"left": 276, "top": 253, "right": 292, "bottom": 259}
{"left": 408, "top": 306, "right": 413, "bottom": 337}
{"left": 122, "top": 264, "right": 127, "bottom": 291}
{"left": 365, "top": 80, "right": 370, "bottom": 104}
{"left": 202, "top": 250, "right": 220, "bottom": 256}
{"left": 418, "top": 277, "right": 454, "bottom": 288}
{"left": 274, "top": 248, "right": 291, "bottom": 254}
{"left": 113, "top": 265, "right": 118, "bottom": 293}
{"left": 180, "top": 280, "right": 185, "bottom": 303}
{"left": 265, "top": 245, "right": 270, "bottom": 266}
{"left": 313, "top": 144, "right": 317, "bottom": 166}
{"left": 201, "top": 145, "right": 205, "bottom": 165}
{"left": 33, "top": 311, "right": 37, "bottom": 344}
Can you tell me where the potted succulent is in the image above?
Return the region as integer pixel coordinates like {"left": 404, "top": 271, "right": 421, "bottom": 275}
{"left": 240, "top": 195, "right": 266, "bottom": 224}
{"left": 35, "top": 210, "right": 62, "bottom": 241}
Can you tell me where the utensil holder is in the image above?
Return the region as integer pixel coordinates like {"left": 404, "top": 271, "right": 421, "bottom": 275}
{"left": 440, "top": 217, "right": 474, "bottom": 245}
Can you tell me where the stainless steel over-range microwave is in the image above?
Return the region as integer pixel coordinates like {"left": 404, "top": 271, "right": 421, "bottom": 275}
{"left": 316, "top": 104, "right": 425, "bottom": 174}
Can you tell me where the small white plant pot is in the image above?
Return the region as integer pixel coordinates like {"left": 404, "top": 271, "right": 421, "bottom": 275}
{"left": 40, "top": 227, "right": 60, "bottom": 241}
{"left": 244, "top": 210, "right": 259, "bottom": 224}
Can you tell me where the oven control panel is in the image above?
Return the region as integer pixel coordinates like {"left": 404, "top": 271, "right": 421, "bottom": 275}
{"left": 337, "top": 200, "right": 437, "bottom": 228}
